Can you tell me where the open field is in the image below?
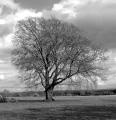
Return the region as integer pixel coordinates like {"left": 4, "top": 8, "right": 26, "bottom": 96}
{"left": 0, "top": 95, "right": 116, "bottom": 120}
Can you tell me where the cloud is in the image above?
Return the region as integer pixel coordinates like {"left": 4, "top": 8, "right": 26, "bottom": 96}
{"left": 0, "top": 23, "right": 13, "bottom": 38}
{"left": 0, "top": 74, "right": 4, "bottom": 80}
{"left": 52, "top": 0, "right": 78, "bottom": 18}
{"left": 0, "top": 0, "right": 116, "bottom": 90}
{"left": 50, "top": 0, "right": 116, "bottom": 48}
{"left": 0, "top": 0, "right": 20, "bottom": 11}
{"left": 0, "top": 1, "right": 43, "bottom": 56}
{"left": 0, "top": 19, "right": 6, "bottom": 24}
{"left": 0, "top": 0, "right": 19, "bottom": 45}
{"left": 0, "top": 9, "right": 43, "bottom": 63}
{"left": 15, "top": 9, "right": 42, "bottom": 21}
{"left": 0, "top": 0, "right": 43, "bottom": 91}
{"left": 0, "top": 60, "right": 8, "bottom": 64}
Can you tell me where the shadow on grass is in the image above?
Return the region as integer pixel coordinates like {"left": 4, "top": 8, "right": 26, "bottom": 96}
{"left": 0, "top": 105, "right": 116, "bottom": 120}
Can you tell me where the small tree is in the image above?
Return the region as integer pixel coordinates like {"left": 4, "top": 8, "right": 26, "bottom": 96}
{"left": 3, "top": 89, "right": 10, "bottom": 97}
{"left": 12, "top": 17, "right": 107, "bottom": 101}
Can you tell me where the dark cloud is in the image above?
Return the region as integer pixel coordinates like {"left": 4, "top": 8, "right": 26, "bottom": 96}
{"left": 50, "top": 0, "right": 116, "bottom": 49}
{"left": 15, "top": 0, "right": 61, "bottom": 11}
{"left": 1, "top": 5, "right": 13, "bottom": 16}
{"left": 71, "top": 14, "right": 116, "bottom": 48}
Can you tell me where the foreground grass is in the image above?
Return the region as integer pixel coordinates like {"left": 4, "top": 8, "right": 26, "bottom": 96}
{"left": 0, "top": 105, "right": 116, "bottom": 120}
{"left": 0, "top": 95, "right": 116, "bottom": 120}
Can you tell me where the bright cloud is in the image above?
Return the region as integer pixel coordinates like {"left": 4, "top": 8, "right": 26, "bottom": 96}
{"left": 0, "top": 74, "right": 4, "bottom": 80}
{"left": 114, "top": 57, "right": 116, "bottom": 63}
{"left": 0, "top": 19, "right": 6, "bottom": 24}
{"left": 52, "top": 0, "right": 85, "bottom": 18}
{"left": 0, "top": 60, "right": 7, "bottom": 64}
{"left": 3, "top": 33, "right": 13, "bottom": 49}
{"left": 15, "top": 9, "right": 42, "bottom": 21}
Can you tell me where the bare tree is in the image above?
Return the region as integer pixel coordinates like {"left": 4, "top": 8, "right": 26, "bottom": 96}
{"left": 67, "top": 75, "right": 98, "bottom": 90}
{"left": 12, "top": 17, "right": 107, "bottom": 101}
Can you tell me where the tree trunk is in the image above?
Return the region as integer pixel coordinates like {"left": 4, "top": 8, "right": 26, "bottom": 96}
{"left": 45, "top": 86, "right": 54, "bottom": 101}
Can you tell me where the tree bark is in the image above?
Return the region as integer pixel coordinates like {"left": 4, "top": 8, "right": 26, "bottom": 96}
{"left": 45, "top": 86, "right": 54, "bottom": 101}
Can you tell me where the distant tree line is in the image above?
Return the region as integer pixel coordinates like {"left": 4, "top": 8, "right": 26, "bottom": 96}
{"left": 0, "top": 89, "right": 116, "bottom": 97}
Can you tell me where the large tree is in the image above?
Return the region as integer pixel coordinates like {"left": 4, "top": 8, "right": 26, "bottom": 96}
{"left": 12, "top": 17, "right": 107, "bottom": 101}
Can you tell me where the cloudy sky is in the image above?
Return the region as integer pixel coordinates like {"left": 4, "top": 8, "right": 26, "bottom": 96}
{"left": 0, "top": 0, "right": 116, "bottom": 92}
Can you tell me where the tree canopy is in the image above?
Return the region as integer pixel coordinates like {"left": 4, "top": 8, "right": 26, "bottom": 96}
{"left": 12, "top": 17, "right": 107, "bottom": 101}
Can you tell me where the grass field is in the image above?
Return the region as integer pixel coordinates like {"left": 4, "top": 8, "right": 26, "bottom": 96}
{"left": 0, "top": 95, "right": 116, "bottom": 120}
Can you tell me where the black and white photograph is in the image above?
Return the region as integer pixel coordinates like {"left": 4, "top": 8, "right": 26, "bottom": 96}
{"left": 0, "top": 0, "right": 116, "bottom": 119}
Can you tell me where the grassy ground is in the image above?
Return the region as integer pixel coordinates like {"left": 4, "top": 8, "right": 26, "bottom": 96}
{"left": 0, "top": 95, "right": 116, "bottom": 120}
